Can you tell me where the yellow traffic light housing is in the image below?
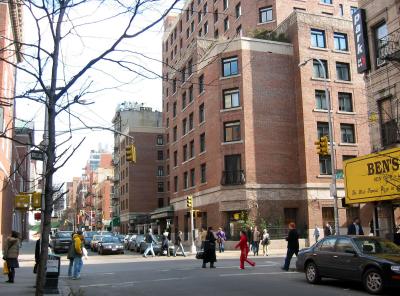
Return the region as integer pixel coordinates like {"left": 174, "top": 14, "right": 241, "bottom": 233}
{"left": 125, "top": 144, "right": 137, "bottom": 163}
{"left": 15, "top": 194, "right": 30, "bottom": 209}
{"left": 31, "top": 192, "right": 42, "bottom": 209}
{"left": 186, "top": 195, "right": 193, "bottom": 209}
{"left": 315, "top": 136, "right": 329, "bottom": 156}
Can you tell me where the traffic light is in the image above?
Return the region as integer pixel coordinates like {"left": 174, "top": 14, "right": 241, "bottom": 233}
{"left": 315, "top": 136, "right": 329, "bottom": 156}
{"left": 126, "top": 144, "right": 137, "bottom": 163}
{"left": 31, "top": 192, "right": 42, "bottom": 209}
{"left": 186, "top": 195, "right": 193, "bottom": 209}
{"left": 34, "top": 212, "right": 41, "bottom": 221}
{"left": 15, "top": 194, "right": 30, "bottom": 209}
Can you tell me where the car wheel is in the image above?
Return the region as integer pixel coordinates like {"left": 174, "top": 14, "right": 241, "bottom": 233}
{"left": 363, "top": 268, "right": 384, "bottom": 294}
{"left": 305, "top": 262, "right": 321, "bottom": 284}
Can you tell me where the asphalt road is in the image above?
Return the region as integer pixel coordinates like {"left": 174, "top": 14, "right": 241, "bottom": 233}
{"left": 61, "top": 250, "right": 398, "bottom": 296}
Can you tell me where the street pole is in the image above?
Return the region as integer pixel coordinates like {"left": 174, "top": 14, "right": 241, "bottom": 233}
{"left": 190, "top": 208, "right": 196, "bottom": 253}
{"left": 299, "top": 58, "right": 340, "bottom": 235}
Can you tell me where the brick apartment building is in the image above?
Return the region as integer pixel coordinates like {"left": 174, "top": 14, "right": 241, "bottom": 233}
{"left": 162, "top": 0, "right": 370, "bottom": 240}
{"left": 0, "top": 0, "right": 22, "bottom": 250}
{"left": 112, "top": 102, "right": 165, "bottom": 234}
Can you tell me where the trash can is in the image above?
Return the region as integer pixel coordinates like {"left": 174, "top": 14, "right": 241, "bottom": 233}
{"left": 44, "top": 254, "right": 60, "bottom": 294}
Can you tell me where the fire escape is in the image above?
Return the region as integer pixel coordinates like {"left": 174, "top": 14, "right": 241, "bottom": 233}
{"left": 379, "top": 28, "right": 400, "bottom": 65}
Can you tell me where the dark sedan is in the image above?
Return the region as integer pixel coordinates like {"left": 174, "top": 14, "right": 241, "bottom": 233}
{"left": 97, "top": 236, "right": 124, "bottom": 255}
{"left": 296, "top": 235, "right": 400, "bottom": 294}
{"left": 129, "top": 234, "right": 144, "bottom": 252}
{"left": 83, "top": 231, "right": 97, "bottom": 248}
{"left": 50, "top": 231, "right": 73, "bottom": 253}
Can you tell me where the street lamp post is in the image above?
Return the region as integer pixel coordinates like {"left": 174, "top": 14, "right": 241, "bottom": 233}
{"left": 299, "top": 58, "right": 340, "bottom": 235}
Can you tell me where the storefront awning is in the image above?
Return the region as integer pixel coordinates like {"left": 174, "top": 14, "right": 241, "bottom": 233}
{"left": 150, "top": 205, "right": 174, "bottom": 219}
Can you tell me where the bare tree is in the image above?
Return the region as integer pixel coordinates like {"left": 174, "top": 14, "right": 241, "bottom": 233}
{"left": 0, "top": 1, "right": 179, "bottom": 294}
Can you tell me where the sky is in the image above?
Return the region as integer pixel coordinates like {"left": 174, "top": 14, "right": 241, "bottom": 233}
{"left": 15, "top": 1, "right": 184, "bottom": 184}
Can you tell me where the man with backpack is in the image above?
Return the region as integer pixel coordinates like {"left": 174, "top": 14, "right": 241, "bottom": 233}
{"left": 143, "top": 229, "right": 156, "bottom": 258}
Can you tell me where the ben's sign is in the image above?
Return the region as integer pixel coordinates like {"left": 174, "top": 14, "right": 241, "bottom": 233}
{"left": 344, "top": 147, "right": 400, "bottom": 204}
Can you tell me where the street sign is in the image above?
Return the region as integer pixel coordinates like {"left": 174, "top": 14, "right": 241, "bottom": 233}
{"left": 31, "top": 150, "right": 44, "bottom": 161}
{"left": 336, "top": 169, "right": 344, "bottom": 179}
{"left": 344, "top": 147, "right": 400, "bottom": 204}
{"left": 15, "top": 194, "right": 30, "bottom": 209}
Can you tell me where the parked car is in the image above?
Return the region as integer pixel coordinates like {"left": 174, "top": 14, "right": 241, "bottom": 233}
{"left": 139, "top": 235, "right": 174, "bottom": 255}
{"left": 124, "top": 234, "right": 134, "bottom": 249}
{"left": 126, "top": 234, "right": 137, "bottom": 250}
{"left": 116, "top": 234, "right": 125, "bottom": 243}
{"left": 129, "top": 234, "right": 144, "bottom": 252}
{"left": 83, "top": 231, "right": 97, "bottom": 248}
{"left": 98, "top": 231, "right": 113, "bottom": 236}
{"left": 296, "top": 235, "right": 400, "bottom": 294}
{"left": 97, "top": 236, "right": 124, "bottom": 255}
{"left": 50, "top": 231, "right": 73, "bottom": 253}
{"left": 91, "top": 235, "right": 110, "bottom": 252}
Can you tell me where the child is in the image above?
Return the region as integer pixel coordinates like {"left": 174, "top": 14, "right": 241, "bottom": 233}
{"left": 235, "top": 230, "right": 256, "bottom": 269}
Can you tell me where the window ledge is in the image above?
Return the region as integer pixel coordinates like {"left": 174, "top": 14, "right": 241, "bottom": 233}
{"left": 173, "top": 166, "right": 179, "bottom": 170}
{"left": 198, "top": 90, "right": 205, "bottom": 97}
{"left": 334, "top": 79, "right": 352, "bottom": 84}
{"left": 220, "top": 74, "right": 241, "bottom": 80}
{"left": 200, "top": 182, "right": 207, "bottom": 186}
{"left": 313, "top": 108, "right": 332, "bottom": 113}
{"left": 199, "top": 150, "right": 207, "bottom": 156}
{"left": 319, "top": 3, "right": 334, "bottom": 7}
{"left": 222, "top": 140, "right": 244, "bottom": 145}
{"left": 309, "top": 46, "right": 329, "bottom": 51}
{"left": 257, "top": 20, "right": 276, "bottom": 26}
{"left": 182, "top": 157, "right": 195, "bottom": 165}
{"left": 181, "top": 128, "right": 195, "bottom": 140}
{"left": 220, "top": 106, "right": 242, "bottom": 113}
{"left": 332, "top": 49, "right": 350, "bottom": 55}
{"left": 199, "top": 121, "right": 206, "bottom": 127}
{"left": 317, "top": 175, "right": 332, "bottom": 178}
{"left": 311, "top": 77, "right": 331, "bottom": 82}
{"left": 337, "top": 111, "right": 356, "bottom": 115}
{"left": 339, "top": 143, "right": 357, "bottom": 147}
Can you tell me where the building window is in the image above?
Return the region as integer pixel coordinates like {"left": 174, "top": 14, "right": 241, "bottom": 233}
{"left": 311, "top": 29, "right": 326, "bottom": 48}
{"left": 182, "top": 92, "right": 187, "bottom": 110}
{"left": 189, "top": 113, "right": 194, "bottom": 130}
{"left": 343, "top": 155, "right": 356, "bottom": 162}
{"left": 182, "top": 118, "right": 187, "bottom": 135}
{"left": 223, "top": 89, "right": 240, "bottom": 109}
{"left": 319, "top": 156, "right": 332, "bottom": 175}
{"left": 157, "top": 135, "right": 164, "bottom": 145}
{"left": 157, "top": 182, "right": 164, "bottom": 193}
{"left": 334, "top": 32, "right": 348, "bottom": 51}
{"left": 224, "top": 121, "right": 241, "bottom": 142}
{"left": 191, "top": 21, "right": 194, "bottom": 33}
{"left": 199, "top": 103, "right": 205, "bottom": 123}
{"left": 173, "top": 150, "right": 178, "bottom": 167}
{"left": 374, "top": 22, "right": 388, "bottom": 66}
{"left": 157, "top": 150, "right": 164, "bottom": 160}
{"left": 236, "top": 25, "right": 242, "bottom": 37}
{"left": 200, "top": 133, "right": 206, "bottom": 152}
{"left": 222, "top": 57, "right": 238, "bottom": 77}
{"left": 338, "top": 92, "right": 353, "bottom": 112}
{"left": 188, "top": 85, "right": 194, "bottom": 102}
{"left": 0, "top": 107, "right": 3, "bottom": 132}
{"left": 199, "top": 74, "right": 205, "bottom": 93}
{"left": 188, "top": 59, "right": 193, "bottom": 76}
{"left": 174, "top": 176, "right": 178, "bottom": 192}
{"left": 350, "top": 6, "right": 358, "bottom": 15}
{"left": 321, "top": 0, "right": 332, "bottom": 4}
{"left": 198, "top": 10, "right": 202, "bottom": 24}
{"left": 315, "top": 90, "right": 327, "bottom": 110}
{"left": 214, "top": 10, "right": 218, "bottom": 23}
{"left": 181, "top": 67, "right": 186, "bottom": 82}
{"left": 379, "top": 98, "right": 398, "bottom": 146}
{"left": 183, "top": 144, "right": 188, "bottom": 161}
{"left": 214, "top": 29, "right": 219, "bottom": 38}
{"left": 313, "top": 59, "right": 329, "bottom": 79}
{"left": 190, "top": 168, "right": 195, "bottom": 187}
{"left": 172, "top": 78, "right": 177, "bottom": 93}
{"left": 190, "top": 140, "right": 195, "bottom": 158}
{"left": 157, "top": 166, "right": 164, "bottom": 177}
{"left": 173, "top": 101, "right": 177, "bottom": 117}
{"left": 341, "top": 124, "right": 355, "bottom": 143}
{"left": 173, "top": 126, "right": 177, "bottom": 141}
{"left": 336, "top": 62, "right": 351, "bottom": 81}
{"left": 186, "top": 28, "right": 190, "bottom": 39}
{"left": 339, "top": 4, "right": 343, "bottom": 16}
{"left": 184, "top": 172, "right": 189, "bottom": 189}
{"left": 223, "top": 0, "right": 228, "bottom": 10}
{"left": 198, "top": 28, "right": 203, "bottom": 37}
{"left": 204, "top": 22, "right": 208, "bottom": 36}
{"left": 235, "top": 2, "right": 241, "bottom": 18}
{"left": 203, "top": 3, "right": 207, "bottom": 15}
{"left": 201, "top": 163, "right": 206, "bottom": 183}
{"left": 158, "top": 198, "right": 164, "bottom": 208}
{"left": 224, "top": 17, "right": 229, "bottom": 31}
{"left": 317, "top": 122, "right": 329, "bottom": 139}
{"left": 259, "top": 7, "right": 273, "bottom": 23}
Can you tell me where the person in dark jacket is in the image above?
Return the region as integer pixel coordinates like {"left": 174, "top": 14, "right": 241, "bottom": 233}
{"left": 282, "top": 223, "right": 299, "bottom": 271}
{"left": 3, "top": 231, "right": 20, "bottom": 283}
{"left": 202, "top": 227, "right": 217, "bottom": 268}
{"left": 173, "top": 231, "right": 186, "bottom": 257}
{"left": 324, "top": 222, "right": 332, "bottom": 237}
{"left": 67, "top": 232, "right": 75, "bottom": 277}
{"left": 347, "top": 217, "right": 364, "bottom": 235}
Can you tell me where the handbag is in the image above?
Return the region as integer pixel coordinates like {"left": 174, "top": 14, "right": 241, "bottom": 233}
{"left": 3, "top": 261, "right": 9, "bottom": 274}
{"left": 195, "top": 250, "right": 204, "bottom": 260}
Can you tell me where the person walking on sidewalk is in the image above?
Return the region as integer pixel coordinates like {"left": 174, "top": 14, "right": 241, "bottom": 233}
{"left": 3, "top": 231, "right": 20, "bottom": 283}
{"left": 161, "top": 231, "right": 170, "bottom": 257}
{"left": 252, "top": 226, "right": 261, "bottom": 256}
{"left": 67, "top": 232, "right": 76, "bottom": 277}
{"left": 246, "top": 226, "right": 253, "bottom": 251}
{"left": 313, "top": 225, "right": 321, "bottom": 244}
{"left": 202, "top": 227, "right": 217, "bottom": 268}
{"left": 143, "top": 229, "right": 156, "bottom": 258}
{"left": 72, "top": 231, "right": 84, "bottom": 280}
{"left": 235, "top": 230, "right": 255, "bottom": 269}
{"left": 282, "top": 222, "right": 299, "bottom": 271}
{"left": 216, "top": 227, "right": 226, "bottom": 253}
{"left": 173, "top": 231, "right": 186, "bottom": 257}
{"left": 261, "top": 229, "right": 270, "bottom": 256}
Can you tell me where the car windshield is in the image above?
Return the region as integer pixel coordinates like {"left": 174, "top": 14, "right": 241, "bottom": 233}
{"left": 84, "top": 232, "right": 96, "bottom": 238}
{"left": 136, "top": 235, "right": 144, "bottom": 241}
{"left": 56, "top": 232, "right": 72, "bottom": 238}
{"left": 102, "top": 236, "right": 120, "bottom": 243}
{"left": 354, "top": 237, "right": 400, "bottom": 255}
{"left": 92, "top": 235, "right": 101, "bottom": 240}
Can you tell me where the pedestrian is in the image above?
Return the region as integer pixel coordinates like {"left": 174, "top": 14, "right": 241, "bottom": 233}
{"left": 216, "top": 227, "right": 226, "bottom": 253}
{"left": 72, "top": 230, "right": 84, "bottom": 280}
{"left": 2, "top": 231, "right": 20, "bottom": 283}
{"left": 143, "top": 229, "right": 156, "bottom": 258}
{"left": 324, "top": 222, "right": 332, "bottom": 237}
{"left": 313, "top": 225, "right": 321, "bottom": 243}
{"left": 202, "top": 227, "right": 217, "bottom": 268}
{"left": 261, "top": 229, "right": 270, "bottom": 256}
{"left": 252, "top": 226, "right": 260, "bottom": 256}
{"left": 246, "top": 226, "right": 253, "bottom": 251}
{"left": 173, "top": 231, "right": 186, "bottom": 257}
{"left": 347, "top": 217, "right": 364, "bottom": 235}
{"left": 282, "top": 222, "right": 299, "bottom": 271}
{"left": 235, "top": 230, "right": 255, "bottom": 269}
{"left": 161, "top": 231, "right": 170, "bottom": 257}
{"left": 67, "top": 232, "right": 75, "bottom": 277}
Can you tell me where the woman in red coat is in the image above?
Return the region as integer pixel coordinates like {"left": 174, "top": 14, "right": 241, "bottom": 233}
{"left": 235, "top": 230, "right": 256, "bottom": 269}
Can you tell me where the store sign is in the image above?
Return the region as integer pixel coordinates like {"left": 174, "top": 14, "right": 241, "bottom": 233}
{"left": 344, "top": 147, "right": 400, "bottom": 204}
{"left": 352, "top": 8, "right": 370, "bottom": 73}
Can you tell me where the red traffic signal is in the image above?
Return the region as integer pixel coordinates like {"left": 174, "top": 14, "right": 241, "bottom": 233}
{"left": 34, "top": 212, "right": 41, "bottom": 221}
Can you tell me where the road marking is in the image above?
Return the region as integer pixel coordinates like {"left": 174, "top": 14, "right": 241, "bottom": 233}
{"left": 220, "top": 271, "right": 298, "bottom": 277}
{"left": 103, "top": 272, "right": 115, "bottom": 275}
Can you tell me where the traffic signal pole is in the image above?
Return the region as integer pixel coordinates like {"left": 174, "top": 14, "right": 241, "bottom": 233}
{"left": 190, "top": 208, "right": 196, "bottom": 253}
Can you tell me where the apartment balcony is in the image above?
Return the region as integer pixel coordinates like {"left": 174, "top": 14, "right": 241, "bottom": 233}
{"left": 379, "top": 28, "right": 400, "bottom": 63}
{"left": 221, "top": 170, "right": 246, "bottom": 186}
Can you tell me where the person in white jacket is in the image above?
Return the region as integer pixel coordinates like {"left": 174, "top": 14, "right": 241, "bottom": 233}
{"left": 313, "top": 225, "right": 321, "bottom": 243}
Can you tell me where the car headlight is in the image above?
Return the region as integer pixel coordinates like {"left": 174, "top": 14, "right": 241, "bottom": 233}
{"left": 391, "top": 265, "right": 400, "bottom": 273}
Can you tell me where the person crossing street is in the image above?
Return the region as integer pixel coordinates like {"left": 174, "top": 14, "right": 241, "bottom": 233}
{"left": 143, "top": 229, "right": 156, "bottom": 258}
{"left": 235, "top": 230, "right": 255, "bottom": 270}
